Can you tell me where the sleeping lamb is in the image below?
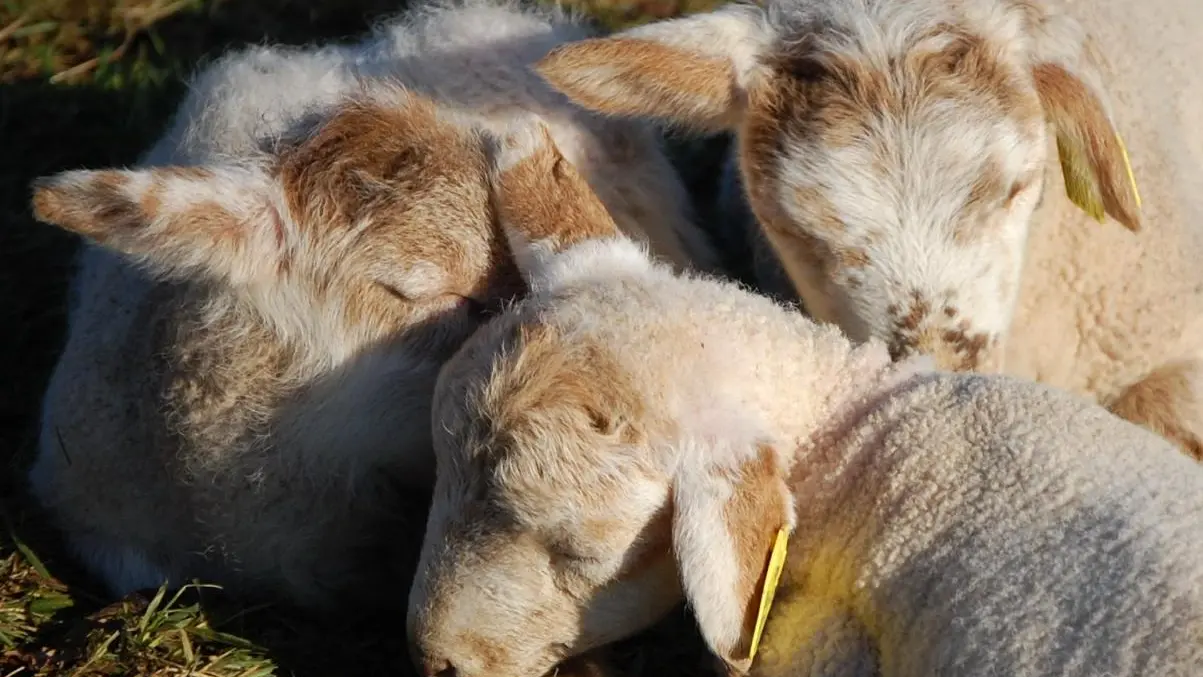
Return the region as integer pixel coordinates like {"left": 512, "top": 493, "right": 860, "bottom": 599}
{"left": 406, "top": 122, "right": 1203, "bottom": 677}
{"left": 533, "top": 0, "right": 1203, "bottom": 461}
{"left": 26, "top": 0, "right": 714, "bottom": 611}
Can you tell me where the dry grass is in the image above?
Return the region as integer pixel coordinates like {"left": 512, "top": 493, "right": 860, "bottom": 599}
{"left": 0, "top": 0, "right": 730, "bottom": 675}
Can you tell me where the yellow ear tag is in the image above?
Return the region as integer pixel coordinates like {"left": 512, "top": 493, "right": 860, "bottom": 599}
{"left": 1056, "top": 132, "right": 1105, "bottom": 223}
{"left": 748, "top": 527, "right": 790, "bottom": 663}
{"left": 1059, "top": 130, "right": 1142, "bottom": 223}
{"left": 1116, "top": 132, "right": 1142, "bottom": 210}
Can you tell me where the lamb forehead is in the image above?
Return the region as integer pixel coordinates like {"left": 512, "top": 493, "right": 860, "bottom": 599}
{"left": 759, "top": 0, "right": 1044, "bottom": 137}
{"left": 461, "top": 319, "right": 654, "bottom": 449}
{"left": 277, "top": 89, "right": 487, "bottom": 208}
{"left": 764, "top": 0, "right": 1032, "bottom": 45}
{"left": 271, "top": 89, "right": 500, "bottom": 274}
{"left": 753, "top": 5, "right": 1046, "bottom": 237}
{"left": 775, "top": 106, "right": 1040, "bottom": 239}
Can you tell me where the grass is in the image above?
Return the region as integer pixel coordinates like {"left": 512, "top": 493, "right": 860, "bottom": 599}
{"left": 0, "top": 0, "right": 727, "bottom": 675}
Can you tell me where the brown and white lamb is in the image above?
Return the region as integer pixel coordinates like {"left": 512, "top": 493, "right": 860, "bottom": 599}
{"left": 533, "top": 0, "right": 1203, "bottom": 460}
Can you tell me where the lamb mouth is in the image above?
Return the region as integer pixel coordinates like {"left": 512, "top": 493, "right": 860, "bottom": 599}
{"left": 539, "top": 645, "right": 604, "bottom": 677}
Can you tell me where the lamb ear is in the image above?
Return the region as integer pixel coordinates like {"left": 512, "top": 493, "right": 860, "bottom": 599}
{"left": 490, "top": 119, "right": 635, "bottom": 290}
{"left": 671, "top": 443, "right": 794, "bottom": 675}
{"left": 535, "top": 4, "right": 772, "bottom": 132}
{"left": 31, "top": 164, "right": 288, "bottom": 285}
{"left": 1024, "top": 8, "right": 1141, "bottom": 232}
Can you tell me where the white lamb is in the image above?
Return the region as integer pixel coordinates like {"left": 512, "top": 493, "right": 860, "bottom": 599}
{"left": 26, "top": 0, "right": 714, "bottom": 611}
{"left": 533, "top": 0, "right": 1203, "bottom": 461}
{"left": 405, "top": 124, "right": 1203, "bottom": 677}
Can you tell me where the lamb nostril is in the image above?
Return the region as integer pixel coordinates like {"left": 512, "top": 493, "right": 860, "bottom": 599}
{"left": 420, "top": 659, "right": 457, "bottom": 677}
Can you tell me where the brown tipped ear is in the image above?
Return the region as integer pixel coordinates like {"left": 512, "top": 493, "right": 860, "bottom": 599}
{"left": 672, "top": 444, "right": 794, "bottom": 675}
{"left": 491, "top": 119, "right": 629, "bottom": 285}
{"left": 1024, "top": 10, "right": 1142, "bottom": 232}
{"left": 535, "top": 6, "right": 771, "bottom": 132}
{"left": 32, "top": 171, "right": 144, "bottom": 239}
{"left": 492, "top": 120, "right": 620, "bottom": 248}
{"left": 31, "top": 165, "right": 286, "bottom": 284}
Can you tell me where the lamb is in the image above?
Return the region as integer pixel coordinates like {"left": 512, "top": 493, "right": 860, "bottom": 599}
{"left": 405, "top": 123, "right": 1203, "bottom": 677}
{"left": 26, "top": 0, "right": 714, "bottom": 611}
{"left": 531, "top": 0, "right": 1203, "bottom": 461}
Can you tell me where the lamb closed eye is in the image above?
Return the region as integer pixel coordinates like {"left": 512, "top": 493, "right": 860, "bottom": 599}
{"left": 1004, "top": 182, "right": 1026, "bottom": 207}
{"left": 1004, "top": 174, "right": 1041, "bottom": 207}
{"left": 546, "top": 539, "right": 606, "bottom": 566}
{"left": 376, "top": 282, "right": 490, "bottom": 316}
{"left": 376, "top": 281, "right": 419, "bottom": 303}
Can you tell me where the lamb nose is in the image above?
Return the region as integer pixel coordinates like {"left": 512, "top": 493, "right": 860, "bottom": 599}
{"left": 421, "top": 659, "right": 457, "bottom": 677}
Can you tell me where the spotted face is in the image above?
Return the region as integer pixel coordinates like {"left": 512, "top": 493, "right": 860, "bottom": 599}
{"left": 739, "top": 24, "right": 1049, "bottom": 371}
{"left": 31, "top": 89, "right": 524, "bottom": 362}
{"left": 535, "top": 0, "right": 1142, "bottom": 374}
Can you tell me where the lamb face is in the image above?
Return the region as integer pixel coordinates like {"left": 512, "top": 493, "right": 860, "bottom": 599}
{"left": 408, "top": 310, "right": 685, "bottom": 677}
{"left": 740, "top": 19, "right": 1047, "bottom": 372}
{"left": 535, "top": 0, "right": 1142, "bottom": 373}
{"left": 32, "top": 89, "right": 522, "bottom": 370}
{"left": 406, "top": 126, "right": 690, "bottom": 676}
